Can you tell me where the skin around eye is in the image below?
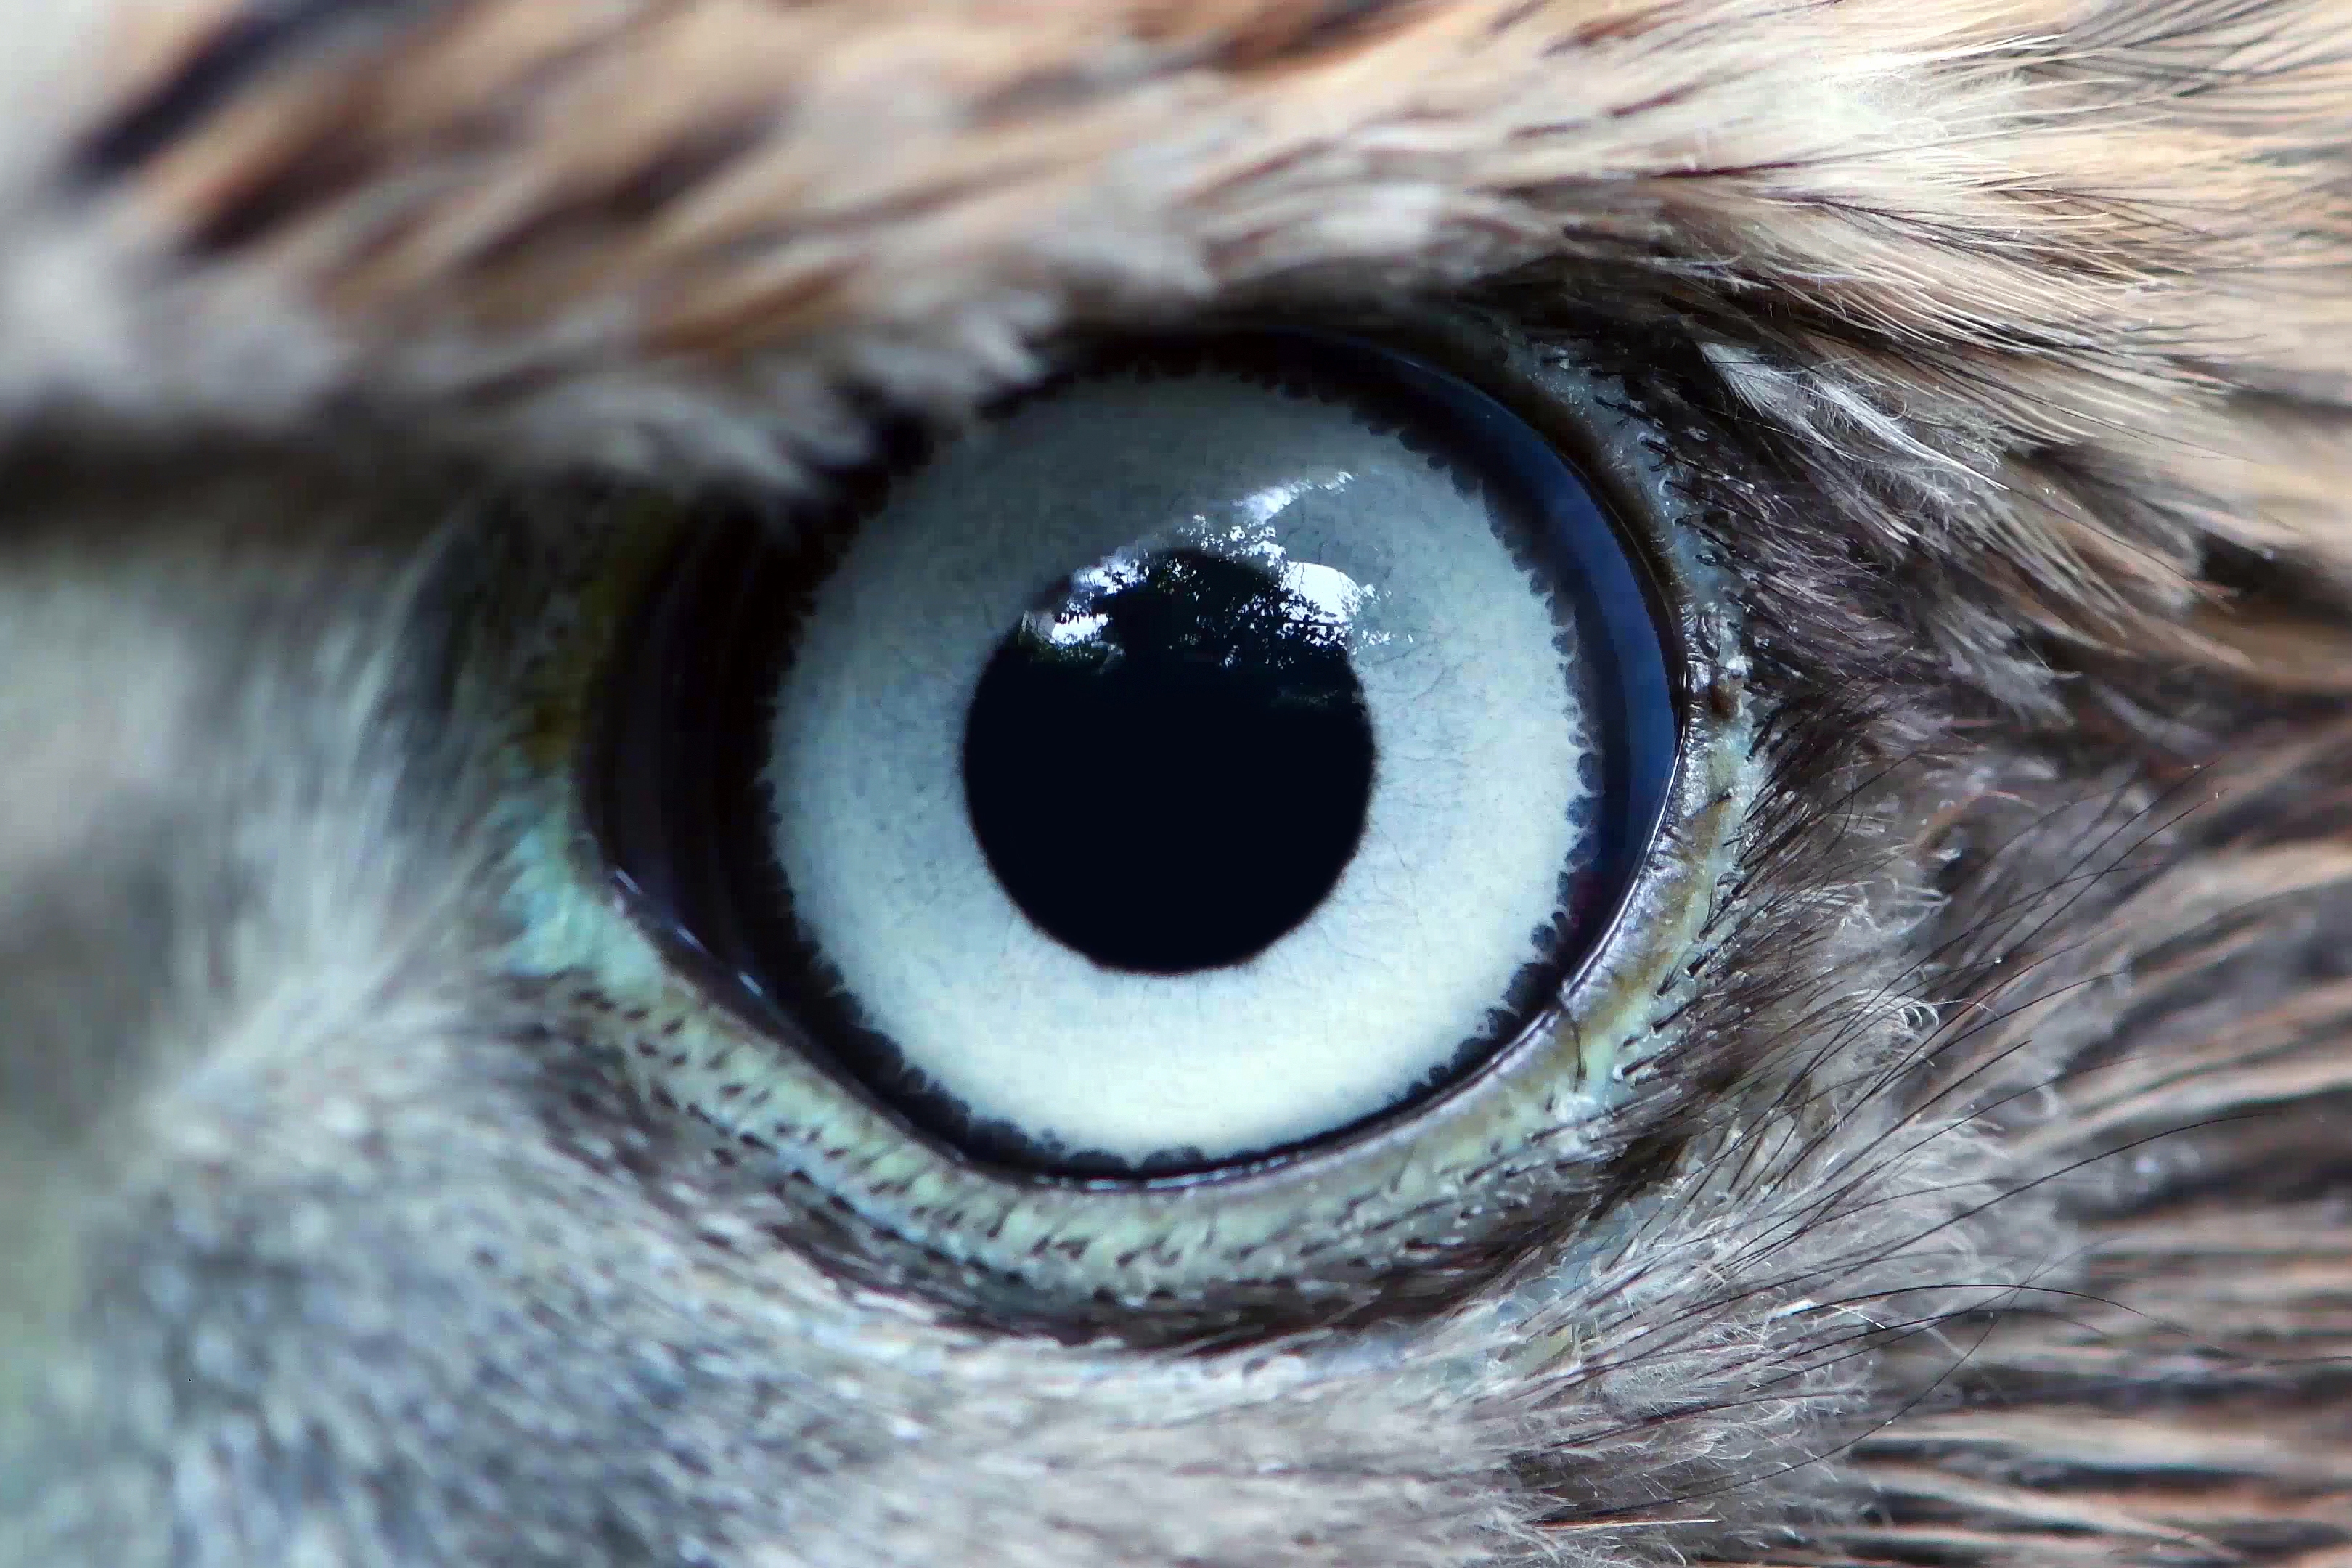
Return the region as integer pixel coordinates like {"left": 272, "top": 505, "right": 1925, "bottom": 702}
{"left": 474, "top": 310, "right": 1760, "bottom": 1320}
{"left": 592, "top": 332, "right": 1676, "bottom": 1175}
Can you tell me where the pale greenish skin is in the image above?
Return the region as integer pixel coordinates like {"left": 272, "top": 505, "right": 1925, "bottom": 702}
{"left": 481, "top": 314, "right": 1763, "bottom": 1319}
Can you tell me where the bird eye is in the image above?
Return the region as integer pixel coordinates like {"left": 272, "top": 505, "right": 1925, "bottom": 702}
{"left": 592, "top": 330, "right": 1677, "bottom": 1177}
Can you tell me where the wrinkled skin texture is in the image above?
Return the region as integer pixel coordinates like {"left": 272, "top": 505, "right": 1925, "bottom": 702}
{"left": 4, "top": 2, "right": 2352, "bottom": 1565}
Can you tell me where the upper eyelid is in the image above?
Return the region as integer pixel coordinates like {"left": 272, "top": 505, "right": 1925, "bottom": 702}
{"left": 65, "top": 1, "right": 2340, "bottom": 530}
{"left": 57, "top": 7, "right": 2340, "bottom": 749}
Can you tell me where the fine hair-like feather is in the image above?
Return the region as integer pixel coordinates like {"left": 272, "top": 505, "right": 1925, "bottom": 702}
{"left": 1, "top": 3, "right": 2349, "bottom": 1565}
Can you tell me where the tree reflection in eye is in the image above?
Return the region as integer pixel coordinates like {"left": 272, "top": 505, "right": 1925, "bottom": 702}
{"left": 962, "top": 544, "right": 1379, "bottom": 976}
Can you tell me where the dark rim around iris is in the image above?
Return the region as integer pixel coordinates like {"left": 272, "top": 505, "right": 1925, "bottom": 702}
{"left": 590, "top": 326, "right": 1683, "bottom": 1183}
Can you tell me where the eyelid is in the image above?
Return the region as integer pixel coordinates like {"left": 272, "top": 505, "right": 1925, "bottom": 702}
{"left": 471, "top": 304, "right": 1768, "bottom": 1330}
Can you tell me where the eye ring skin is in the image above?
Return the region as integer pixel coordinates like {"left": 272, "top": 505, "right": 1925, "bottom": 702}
{"left": 600, "top": 324, "right": 1683, "bottom": 1180}
{"left": 500, "top": 305, "right": 1765, "bottom": 1323}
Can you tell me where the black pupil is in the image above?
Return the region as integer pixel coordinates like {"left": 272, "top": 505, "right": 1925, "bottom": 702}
{"left": 961, "top": 548, "right": 1376, "bottom": 974}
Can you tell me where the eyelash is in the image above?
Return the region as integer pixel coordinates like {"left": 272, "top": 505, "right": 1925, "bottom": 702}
{"left": 446, "top": 306, "right": 1882, "bottom": 1339}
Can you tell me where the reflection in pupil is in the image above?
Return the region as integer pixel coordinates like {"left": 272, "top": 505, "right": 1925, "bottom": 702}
{"left": 961, "top": 548, "right": 1376, "bottom": 974}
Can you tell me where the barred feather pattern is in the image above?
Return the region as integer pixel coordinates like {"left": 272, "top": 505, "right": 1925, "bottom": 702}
{"left": 0, "top": 2, "right": 2349, "bottom": 1567}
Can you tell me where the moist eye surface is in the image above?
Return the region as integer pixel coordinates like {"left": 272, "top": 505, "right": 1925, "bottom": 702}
{"left": 960, "top": 544, "right": 1379, "bottom": 975}
{"left": 596, "top": 330, "right": 1676, "bottom": 1177}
